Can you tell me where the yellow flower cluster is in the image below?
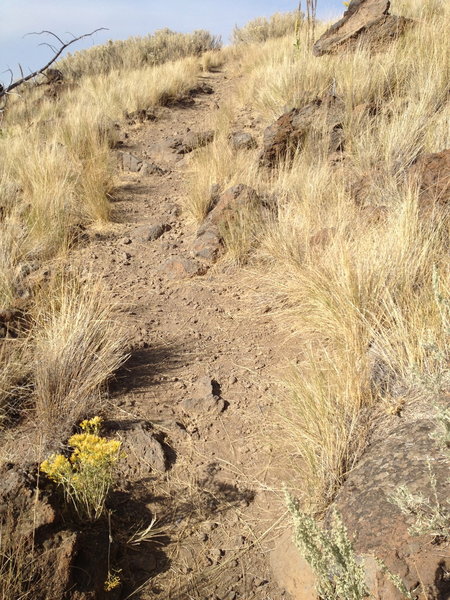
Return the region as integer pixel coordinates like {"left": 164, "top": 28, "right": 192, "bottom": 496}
{"left": 79, "top": 415, "right": 102, "bottom": 434}
{"left": 69, "top": 432, "right": 121, "bottom": 468}
{"left": 104, "top": 570, "right": 122, "bottom": 592}
{"left": 39, "top": 416, "right": 121, "bottom": 520}
{"left": 40, "top": 453, "right": 72, "bottom": 483}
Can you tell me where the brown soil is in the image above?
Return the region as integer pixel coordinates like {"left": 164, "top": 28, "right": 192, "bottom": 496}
{"left": 70, "top": 69, "right": 294, "bottom": 599}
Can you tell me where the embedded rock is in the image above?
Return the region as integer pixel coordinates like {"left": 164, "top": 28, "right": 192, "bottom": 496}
{"left": 313, "top": 0, "right": 412, "bottom": 56}
{"left": 140, "top": 161, "right": 167, "bottom": 176}
{"left": 161, "top": 257, "right": 208, "bottom": 279}
{"left": 135, "top": 223, "right": 169, "bottom": 242}
{"left": 111, "top": 420, "right": 168, "bottom": 477}
{"left": 169, "top": 130, "right": 214, "bottom": 154}
{"left": 229, "top": 131, "right": 258, "bottom": 151}
{"left": 180, "top": 377, "right": 225, "bottom": 417}
{"left": 408, "top": 148, "right": 450, "bottom": 207}
{"left": 206, "top": 184, "right": 261, "bottom": 226}
{"left": 126, "top": 108, "right": 156, "bottom": 124}
{"left": 120, "top": 151, "right": 143, "bottom": 172}
{"left": 192, "top": 227, "right": 223, "bottom": 262}
{"left": 259, "top": 96, "right": 345, "bottom": 167}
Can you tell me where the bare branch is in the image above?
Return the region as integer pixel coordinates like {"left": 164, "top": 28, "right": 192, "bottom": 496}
{"left": 24, "top": 30, "right": 65, "bottom": 45}
{"left": 39, "top": 42, "right": 58, "bottom": 53}
{"left": 0, "top": 27, "right": 108, "bottom": 100}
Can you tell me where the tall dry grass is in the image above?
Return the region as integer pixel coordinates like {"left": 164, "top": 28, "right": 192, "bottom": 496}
{"left": 31, "top": 272, "right": 126, "bottom": 440}
{"left": 58, "top": 28, "right": 221, "bottom": 78}
{"left": 232, "top": 12, "right": 300, "bottom": 45}
{"left": 187, "top": 0, "right": 450, "bottom": 510}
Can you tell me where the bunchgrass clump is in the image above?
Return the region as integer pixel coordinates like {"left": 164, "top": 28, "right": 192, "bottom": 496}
{"left": 40, "top": 417, "right": 121, "bottom": 521}
{"left": 32, "top": 272, "right": 126, "bottom": 438}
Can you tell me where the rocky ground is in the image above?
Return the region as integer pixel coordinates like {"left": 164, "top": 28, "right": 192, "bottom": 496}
{"left": 68, "top": 69, "right": 296, "bottom": 599}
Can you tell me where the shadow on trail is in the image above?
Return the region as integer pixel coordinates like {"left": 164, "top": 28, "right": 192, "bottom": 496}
{"left": 110, "top": 339, "right": 192, "bottom": 396}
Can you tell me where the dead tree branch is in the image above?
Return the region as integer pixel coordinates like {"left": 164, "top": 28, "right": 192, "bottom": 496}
{"left": 0, "top": 27, "right": 107, "bottom": 100}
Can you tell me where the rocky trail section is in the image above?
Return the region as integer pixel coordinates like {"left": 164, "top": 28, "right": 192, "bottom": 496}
{"left": 72, "top": 70, "right": 290, "bottom": 599}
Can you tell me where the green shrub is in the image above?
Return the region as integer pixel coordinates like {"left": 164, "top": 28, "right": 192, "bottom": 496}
{"left": 286, "top": 493, "right": 369, "bottom": 600}
{"left": 58, "top": 29, "right": 221, "bottom": 79}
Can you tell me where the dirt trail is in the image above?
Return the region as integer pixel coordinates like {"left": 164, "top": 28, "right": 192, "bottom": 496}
{"left": 76, "top": 69, "right": 293, "bottom": 599}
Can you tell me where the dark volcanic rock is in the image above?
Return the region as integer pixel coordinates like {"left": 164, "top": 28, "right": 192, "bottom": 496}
{"left": 330, "top": 416, "right": 450, "bottom": 599}
{"left": 313, "top": 0, "right": 412, "bottom": 56}
{"left": 259, "top": 96, "right": 345, "bottom": 167}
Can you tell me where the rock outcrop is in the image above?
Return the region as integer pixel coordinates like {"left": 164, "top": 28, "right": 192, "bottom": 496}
{"left": 313, "top": 0, "right": 412, "bottom": 57}
{"left": 273, "top": 412, "right": 450, "bottom": 600}
{"left": 331, "top": 415, "right": 450, "bottom": 599}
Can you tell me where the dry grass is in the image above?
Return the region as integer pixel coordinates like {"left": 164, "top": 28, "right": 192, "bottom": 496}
{"left": 58, "top": 28, "right": 221, "bottom": 78}
{"left": 0, "top": 342, "right": 28, "bottom": 424}
{"left": 187, "top": 0, "right": 450, "bottom": 510}
{"left": 232, "top": 11, "right": 300, "bottom": 45}
{"left": 200, "top": 50, "right": 226, "bottom": 72}
{"left": 0, "top": 502, "right": 37, "bottom": 600}
{"left": 31, "top": 272, "right": 126, "bottom": 440}
{"left": 0, "top": 39, "right": 206, "bottom": 434}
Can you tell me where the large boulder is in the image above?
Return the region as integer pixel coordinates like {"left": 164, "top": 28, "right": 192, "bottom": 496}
{"left": 331, "top": 414, "right": 450, "bottom": 599}
{"left": 313, "top": 0, "right": 412, "bottom": 57}
{"left": 259, "top": 96, "right": 345, "bottom": 168}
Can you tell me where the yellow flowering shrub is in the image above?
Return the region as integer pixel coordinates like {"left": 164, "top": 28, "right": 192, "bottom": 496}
{"left": 40, "top": 417, "right": 121, "bottom": 521}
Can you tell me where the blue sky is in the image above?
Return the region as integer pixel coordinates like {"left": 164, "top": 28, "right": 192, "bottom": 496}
{"left": 0, "top": 1, "right": 344, "bottom": 82}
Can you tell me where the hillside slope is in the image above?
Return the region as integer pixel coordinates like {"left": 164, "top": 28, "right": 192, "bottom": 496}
{"left": 0, "top": 0, "right": 449, "bottom": 598}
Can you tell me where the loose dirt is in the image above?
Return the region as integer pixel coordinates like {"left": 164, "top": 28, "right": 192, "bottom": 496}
{"left": 72, "top": 69, "right": 297, "bottom": 599}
